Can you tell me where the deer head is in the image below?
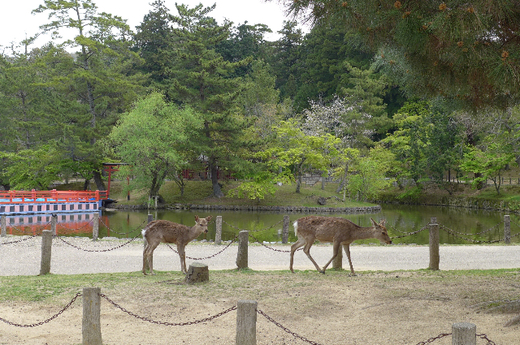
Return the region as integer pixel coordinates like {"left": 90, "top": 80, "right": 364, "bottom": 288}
{"left": 371, "top": 218, "right": 392, "bottom": 244}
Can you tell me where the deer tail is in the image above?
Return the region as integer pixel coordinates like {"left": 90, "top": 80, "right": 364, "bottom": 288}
{"left": 293, "top": 221, "right": 298, "bottom": 236}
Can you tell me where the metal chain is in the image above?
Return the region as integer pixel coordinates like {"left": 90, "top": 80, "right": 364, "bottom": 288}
{"left": 248, "top": 233, "right": 298, "bottom": 253}
{"left": 477, "top": 333, "right": 497, "bottom": 344}
{"left": 0, "top": 293, "right": 81, "bottom": 327}
{"left": 388, "top": 224, "right": 429, "bottom": 239}
{"left": 166, "top": 234, "right": 239, "bottom": 260}
{"left": 0, "top": 234, "right": 39, "bottom": 245}
{"left": 416, "top": 332, "right": 497, "bottom": 345}
{"left": 415, "top": 332, "right": 451, "bottom": 344}
{"left": 257, "top": 309, "right": 323, "bottom": 345}
{"left": 100, "top": 293, "right": 236, "bottom": 326}
{"left": 440, "top": 223, "right": 500, "bottom": 237}
{"left": 54, "top": 234, "right": 140, "bottom": 252}
{"left": 440, "top": 225, "right": 502, "bottom": 244}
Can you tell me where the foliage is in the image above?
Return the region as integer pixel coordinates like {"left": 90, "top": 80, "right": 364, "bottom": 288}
{"left": 460, "top": 142, "right": 516, "bottom": 195}
{"left": 262, "top": 119, "right": 343, "bottom": 193}
{"left": 108, "top": 92, "right": 202, "bottom": 198}
{"left": 283, "top": 0, "right": 520, "bottom": 109}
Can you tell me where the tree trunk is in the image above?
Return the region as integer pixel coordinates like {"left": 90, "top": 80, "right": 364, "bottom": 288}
{"left": 92, "top": 170, "right": 106, "bottom": 191}
{"left": 210, "top": 161, "right": 224, "bottom": 198}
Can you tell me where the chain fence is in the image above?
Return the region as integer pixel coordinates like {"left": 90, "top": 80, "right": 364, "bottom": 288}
{"left": 0, "top": 289, "right": 500, "bottom": 345}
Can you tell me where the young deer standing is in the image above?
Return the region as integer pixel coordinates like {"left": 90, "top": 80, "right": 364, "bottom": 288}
{"left": 142, "top": 215, "right": 212, "bottom": 275}
{"left": 290, "top": 216, "right": 392, "bottom": 275}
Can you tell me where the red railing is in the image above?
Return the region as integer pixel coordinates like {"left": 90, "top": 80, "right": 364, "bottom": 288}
{"left": 0, "top": 189, "right": 108, "bottom": 204}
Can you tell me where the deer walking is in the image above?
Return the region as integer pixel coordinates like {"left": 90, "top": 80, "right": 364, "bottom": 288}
{"left": 142, "top": 215, "right": 212, "bottom": 275}
{"left": 290, "top": 216, "right": 392, "bottom": 275}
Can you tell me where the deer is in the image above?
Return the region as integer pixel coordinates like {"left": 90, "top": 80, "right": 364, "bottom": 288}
{"left": 142, "top": 215, "right": 212, "bottom": 275}
{"left": 290, "top": 216, "right": 392, "bottom": 275}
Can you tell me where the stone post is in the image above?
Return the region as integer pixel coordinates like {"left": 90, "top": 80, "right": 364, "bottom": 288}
{"left": 51, "top": 214, "right": 57, "bottom": 236}
{"left": 236, "top": 230, "right": 249, "bottom": 270}
{"left": 215, "top": 216, "right": 223, "bottom": 245}
{"left": 429, "top": 217, "right": 440, "bottom": 271}
{"left": 282, "top": 215, "right": 289, "bottom": 244}
{"left": 236, "top": 300, "right": 257, "bottom": 345}
{"left": 92, "top": 213, "right": 99, "bottom": 241}
{"left": 452, "top": 322, "right": 476, "bottom": 345}
{"left": 1, "top": 215, "right": 6, "bottom": 237}
{"left": 82, "top": 287, "right": 102, "bottom": 345}
{"left": 504, "top": 215, "right": 511, "bottom": 244}
{"left": 40, "top": 230, "right": 53, "bottom": 275}
{"left": 332, "top": 246, "right": 343, "bottom": 270}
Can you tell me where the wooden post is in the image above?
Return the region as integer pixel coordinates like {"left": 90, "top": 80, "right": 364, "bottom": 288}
{"left": 215, "top": 216, "right": 223, "bottom": 245}
{"left": 452, "top": 322, "right": 476, "bottom": 345}
{"left": 92, "top": 213, "right": 99, "bottom": 241}
{"left": 333, "top": 246, "right": 343, "bottom": 270}
{"left": 236, "top": 230, "right": 249, "bottom": 270}
{"left": 504, "top": 215, "right": 511, "bottom": 244}
{"left": 51, "top": 214, "right": 57, "bottom": 236}
{"left": 1, "top": 215, "right": 6, "bottom": 237}
{"left": 236, "top": 300, "right": 257, "bottom": 345}
{"left": 40, "top": 230, "right": 53, "bottom": 275}
{"left": 282, "top": 215, "right": 289, "bottom": 244}
{"left": 82, "top": 287, "right": 102, "bottom": 345}
{"left": 429, "top": 217, "right": 440, "bottom": 271}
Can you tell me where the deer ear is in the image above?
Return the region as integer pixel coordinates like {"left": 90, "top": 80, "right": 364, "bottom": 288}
{"left": 206, "top": 216, "right": 212, "bottom": 221}
{"left": 380, "top": 219, "right": 386, "bottom": 226}
{"left": 195, "top": 215, "right": 199, "bottom": 221}
{"left": 370, "top": 218, "right": 377, "bottom": 226}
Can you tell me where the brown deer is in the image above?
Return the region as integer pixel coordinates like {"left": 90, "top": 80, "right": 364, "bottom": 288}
{"left": 290, "top": 216, "right": 392, "bottom": 275}
{"left": 142, "top": 215, "right": 212, "bottom": 275}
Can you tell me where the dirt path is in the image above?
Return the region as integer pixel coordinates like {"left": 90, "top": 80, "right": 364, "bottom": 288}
{"left": 0, "top": 237, "right": 519, "bottom": 344}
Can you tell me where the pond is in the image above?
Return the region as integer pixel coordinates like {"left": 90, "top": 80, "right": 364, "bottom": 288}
{"left": 96, "top": 204, "right": 518, "bottom": 245}
{"left": 3, "top": 204, "right": 518, "bottom": 244}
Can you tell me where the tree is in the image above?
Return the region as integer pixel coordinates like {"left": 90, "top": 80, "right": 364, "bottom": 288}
{"left": 108, "top": 92, "right": 202, "bottom": 199}
{"left": 32, "top": 0, "right": 145, "bottom": 190}
{"left": 460, "top": 142, "right": 515, "bottom": 195}
{"left": 281, "top": 0, "right": 520, "bottom": 109}
{"left": 134, "top": 0, "right": 174, "bottom": 88}
{"left": 165, "top": 3, "right": 254, "bottom": 198}
{"left": 264, "top": 119, "right": 342, "bottom": 193}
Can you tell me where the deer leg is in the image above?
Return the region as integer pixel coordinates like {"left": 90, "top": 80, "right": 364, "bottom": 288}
{"left": 290, "top": 238, "right": 306, "bottom": 273}
{"left": 302, "top": 241, "right": 323, "bottom": 274}
{"left": 177, "top": 244, "right": 187, "bottom": 274}
{"left": 322, "top": 241, "right": 342, "bottom": 273}
{"left": 343, "top": 243, "right": 356, "bottom": 276}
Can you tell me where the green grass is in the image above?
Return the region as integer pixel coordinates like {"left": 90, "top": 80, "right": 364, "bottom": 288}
{"left": 101, "top": 179, "right": 372, "bottom": 208}
{"left": 1, "top": 269, "right": 518, "bottom": 304}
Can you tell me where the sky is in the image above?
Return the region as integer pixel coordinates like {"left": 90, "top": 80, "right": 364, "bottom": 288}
{"left": 0, "top": 0, "right": 306, "bottom": 50}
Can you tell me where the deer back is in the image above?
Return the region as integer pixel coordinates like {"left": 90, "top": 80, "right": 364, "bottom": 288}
{"left": 144, "top": 220, "right": 191, "bottom": 245}
{"left": 296, "top": 216, "right": 360, "bottom": 243}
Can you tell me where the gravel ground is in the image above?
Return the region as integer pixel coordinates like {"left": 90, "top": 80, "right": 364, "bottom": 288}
{"left": 1, "top": 235, "right": 519, "bottom": 275}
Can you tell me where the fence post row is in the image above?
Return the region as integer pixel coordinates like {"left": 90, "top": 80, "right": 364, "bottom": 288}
{"left": 504, "top": 215, "right": 511, "bottom": 244}
{"left": 236, "top": 230, "right": 249, "bottom": 270}
{"left": 429, "top": 217, "right": 440, "bottom": 271}
{"left": 40, "top": 230, "right": 53, "bottom": 275}
{"left": 236, "top": 300, "right": 257, "bottom": 345}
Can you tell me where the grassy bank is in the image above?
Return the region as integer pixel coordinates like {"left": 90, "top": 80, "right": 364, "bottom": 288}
{"left": 96, "top": 180, "right": 375, "bottom": 209}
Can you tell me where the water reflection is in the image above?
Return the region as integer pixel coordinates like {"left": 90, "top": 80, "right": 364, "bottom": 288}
{"left": 98, "top": 205, "right": 519, "bottom": 244}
